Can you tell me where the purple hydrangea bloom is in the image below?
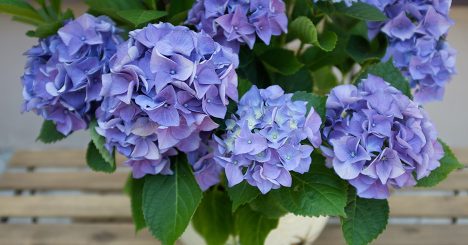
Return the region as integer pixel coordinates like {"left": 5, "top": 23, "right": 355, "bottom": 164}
{"left": 213, "top": 85, "right": 322, "bottom": 194}
{"left": 186, "top": 0, "right": 288, "bottom": 52}
{"left": 363, "top": 0, "right": 456, "bottom": 103}
{"left": 322, "top": 75, "right": 444, "bottom": 199}
{"left": 187, "top": 133, "right": 224, "bottom": 191}
{"left": 96, "top": 22, "right": 238, "bottom": 179}
{"left": 21, "top": 14, "right": 122, "bottom": 135}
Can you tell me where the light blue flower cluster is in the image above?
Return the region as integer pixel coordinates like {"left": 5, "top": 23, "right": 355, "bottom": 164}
{"left": 323, "top": 75, "right": 443, "bottom": 199}
{"left": 95, "top": 23, "right": 239, "bottom": 179}
{"left": 214, "top": 85, "right": 322, "bottom": 193}
{"left": 364, "top": 0, "right": 456, "bottom": 103}
{"left": 186, "top": 0, "right": 288, "bottom": 52}
{"left": 21, "top": 14, "right": 122, "bottom": 135}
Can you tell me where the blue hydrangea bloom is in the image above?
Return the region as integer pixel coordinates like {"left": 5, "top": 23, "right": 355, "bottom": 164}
{"left": 187, "top": 133, "right": 224, "bottom": 191}
{"left": 363, "top": 0, "right": 456, "bottom": 103}
{"left": 96, "top": 23, "right": 239, "bottom": 179}
{"left": 186, "top": 0, "right": 288, "bottom": 52}
{"left": 21, "top": 14, "right": 122, "bottom": 135}
{"left": 214, "top": 85, "right": 322, "bottom": 194}
{"left": 322, "top": 75, "right": 444, "bottom": 199}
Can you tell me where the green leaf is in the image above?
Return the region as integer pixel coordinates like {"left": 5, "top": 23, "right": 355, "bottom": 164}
{"left": 273, "top": 67, "right": 313, "bottom": 93}
{"left": 143, "top": 155, "right": 203, "bottom": 245}
{"left": 192, "top": 189, "right": 234, "bottom": 245}
{"left": 271, "top": 156, "right": 348, "bottom": 217}
{"left": 0, "top": 0, "right": 43, "bottom": 23}
{"left": 238, "top": 78, "right": 253, "bottom": 98}
{"left": 249, "top": 193, "right": 288, "bottom": 219}
{"left": 86, "top": 0, "right": 144, "bottom": 20}
{"left": 417, "top": 140, "right": 464, "bottom": 187}
{"left": 168, "top": 0, "right": 194, "bottom": 16}
{"left": 292, "top": 91, "right": 327, "bottom": 122}
{"left": 289, "top": 16, "right": 337, "bottom": 52}
{"left": 235, "top": 205, "right": 278, "bottom": 245}
{"left": 355, "top": 60, "right": 412, "bottom": 98}
{"left": 125, "top": 175, "right": 146, "bottom": 232}
{"left": 335, "top": 2, "right": 387, "bottom": 21}
{"left": 36, "top": 120, "right": 67, "bottom": 143}
{"left": 260, "top": 48, "right": 303, "bottom": 76}
{"left": 312, "top": 66, "right": 338, "bottom": 95}
{"left": 116, "top": 9, "right": 167, "bottom": 27}
{"left": 29, "top": 19, "right": 63, "bottom": 38}
{"left": 346, "top": 34, "right": 387, "bottom": 64}
{"left": 89, "top": 120, "right": 115, "bottom": 169}
{"left": 227, "top": 182, "right": 260, "bottom": 211}
{"left": 341, "top": 187, "right": 389, "bottom": 245}
{"left": 86, "top": 141, "right": 116, "bottom": 173}
{"left": 143, "top": 0, "right": 156, "bottom": 9}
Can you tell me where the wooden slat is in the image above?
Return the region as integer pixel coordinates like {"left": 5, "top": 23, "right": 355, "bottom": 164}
{"left": 417, "top": 170, "right": 468, "bottom": 190}
{"left": 0, "top": 195, "right": 130, "bottom": 218}
{"left": 0, "top": 224, "right": 160, "bottom": 245}
{"left": 0, "top": 172, "right": 128, "bottom": 191}
{"left": 389, "top": 195, "right": 468, "bottom": 217}
{"left": 453, "top": 148, "right": 468, "bottom": 166}
{"left": 315, "top": 224, "right": 468, "bottom": 245}
{"left": 0, "top": 194, "right": 467, "bottom": 218}
{"left": 9, "top": 150, "right": 126, "bottom": 168}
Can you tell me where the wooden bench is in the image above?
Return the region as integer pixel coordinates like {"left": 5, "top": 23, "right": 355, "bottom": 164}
{"left": 0, "top": 149, "right": 467, "bottom": 244}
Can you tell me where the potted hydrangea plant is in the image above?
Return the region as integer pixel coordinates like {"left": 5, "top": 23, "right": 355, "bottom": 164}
{"left": 1, "top": 0, "right": 461, "bottom": 244}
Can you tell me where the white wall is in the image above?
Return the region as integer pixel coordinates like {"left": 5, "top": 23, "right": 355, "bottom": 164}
{"left": 0, "top": 6, "right": 467, "bottom": 150}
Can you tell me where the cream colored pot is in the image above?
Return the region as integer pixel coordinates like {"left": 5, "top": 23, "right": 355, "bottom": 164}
{"left": 180, "top": 214, "right": 329, "bottom": 245}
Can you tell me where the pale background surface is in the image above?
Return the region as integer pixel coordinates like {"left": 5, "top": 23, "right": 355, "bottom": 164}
{"left": 0, "top": 4, "right": 467, "bottom": 150}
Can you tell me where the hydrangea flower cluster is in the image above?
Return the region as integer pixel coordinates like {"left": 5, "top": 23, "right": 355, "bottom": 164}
{"left": 214, "top": 85, "right": 322, "bottom": 194}
{"left": 21, "top": 14, "right": 122, "bottom": 135}
{"left": 322, "top": 75, "right": 444, "bottom": 199}
{"left": 187, "top": 133, "right": 224, "bottom": 191}
{"left": 364, "top": 0, "right": 456, "bottom": 103}
{"left": 186, "top": 0, "right": 288, "bottom": 52}
{"left": 96, "top": 22, "right": 239, "bottom": 178}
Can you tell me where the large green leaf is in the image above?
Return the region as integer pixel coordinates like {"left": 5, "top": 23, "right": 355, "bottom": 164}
{"left": 292, "top": 91, "right": 327, "bottom": 122}
{"left": 271, "top": 157, "right": 348, "bottom": 217}
{"left": 341, "top": 188, "right": 389, "bottom": 245}
{"left": 346, "top": 34, "right": 387, "bottom": 64}
{"left": 89, "top": 120, "right": 115, "bottom": 169}
{"left": 168, "top": 0, "right": 194, "bottom": 16}
{"left": 417, "top": 140, "right": 463, "bottom": 187}
{"left": 249, "top": 193, "right": 288, "bottom": 219}
{"left": 86, "top": 0, "right": 144, "bottom": 20}
{"left": 117, "top": 9, "right": 167, "bottom": 27}
{"left": 273, "top": 67, "right": 314, "bottom": 93}
{"left": 335, "top": 2, "right": 387, "bottom": 21}
{"left": 143, "top": 156, "right": 203, "bottom": 245}
{"left": 0, "top": 0, "right": 43, "bottom": 23}
{"left": 235, "top": 205, "right": 278, "bottom": 245}
{"left": 86, "top": 141, "right": 116, "bottom": 173}
{"left": 192, "top": 189, "right": 234, "bottom": 245}
{"left": 36, "top": 120, "right": 67, "bottom": 143}
{"left": 355, "top": 60, "right": 412, "bottom": 98}
{"left": 227, "top": 182, "right": 260, "bottom": 211}
{"left": 124, "top": 175, "right": 146, "bottom": 232}
{"left": 312, "top": 66, "right": 338, "bottom": 95}
{"left": 259, "top": 48, "right": 303, "bottom": 76}
{"left": 289, "top": 16, "right": 337, "bottom": 52}
{"left": 238, "top": 78, "right": 253, "bottom": 98}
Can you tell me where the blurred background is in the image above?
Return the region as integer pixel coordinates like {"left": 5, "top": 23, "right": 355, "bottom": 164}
{"left": 0, "top": 2, "right": 467, "bottom": 150}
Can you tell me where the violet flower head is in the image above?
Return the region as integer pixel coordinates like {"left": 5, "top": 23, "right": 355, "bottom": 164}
{"left": 21, "top": 14, "right": 122, "bottom": 135}
{"left": 96, "top": 22, "right": 238, "bottom": 179}
{"left": 323, "top": 75, "right": 444, "bottom": 199}
{"left": 363, "top": 0, "right": 456, "bottom": 103}
{"left": 187, "top": 134, "right": 224, "bottom": 191}
{"left": 186, "top": 0, "right": 288, "bottom": 52}
{"left": 214, "top": 85, "right": 322, "bottom": 194}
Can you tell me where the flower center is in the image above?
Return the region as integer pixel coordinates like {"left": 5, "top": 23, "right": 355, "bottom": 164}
{"left": 247, "top": 140, "right": 252, "bottom": 144}
{"left": 80, "top": 36, "right": 86, "bottom": 41}
{"left": 350, "top": 152, "right": 356, "bottom": 158}
{"left": 169, "top": 69, "right": 176, "bottom": 75}
{"left": 234, "top": 26, "right": 239, "bottom": 31}
{"left": 207, "top": 99, "right": 211, "bottom": 103}
{"left": 371, "top": 123, "right": 376, "bottom": 127}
